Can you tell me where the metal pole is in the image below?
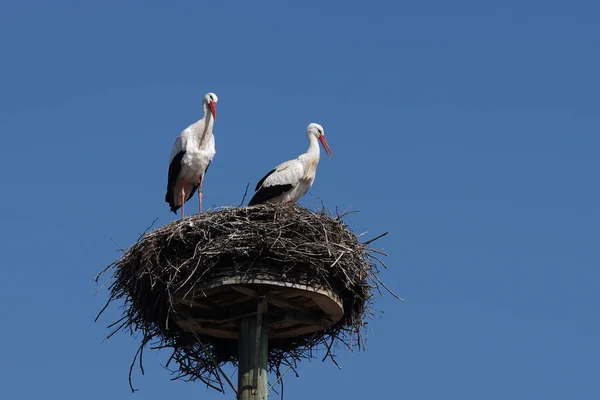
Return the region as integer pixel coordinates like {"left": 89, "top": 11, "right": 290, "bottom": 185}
{"left": 238, "top": 297, "right": 268, "bottom": 400}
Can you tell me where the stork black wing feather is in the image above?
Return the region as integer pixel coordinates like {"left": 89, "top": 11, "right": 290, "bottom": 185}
{"left": 254, "top": 168, "right": 276, "bottom": 192}
{"left": 248, "top": 184, "right": 294, "bottom": 206}
{"left": 165, "top": 150, "right": 185, "bottom": 213}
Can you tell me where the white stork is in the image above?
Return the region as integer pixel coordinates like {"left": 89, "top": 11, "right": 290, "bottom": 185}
{"left": 165, "top": 92, "right": 218, "bottom": 217}
{"left": 248, "top": 123, "right": 332, "bottom": 206}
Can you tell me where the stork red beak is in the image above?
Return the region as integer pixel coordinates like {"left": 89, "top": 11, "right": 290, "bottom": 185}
{"left": 209, "top": 101, "right": 217, "bottom": 120}
{"left": 318, "top": 136, "right": 332, "bottom": 157}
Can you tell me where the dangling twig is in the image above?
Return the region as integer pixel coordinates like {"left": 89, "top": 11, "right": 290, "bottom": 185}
{"left": 192, "top": 332, "right": 238, "bottom": 396}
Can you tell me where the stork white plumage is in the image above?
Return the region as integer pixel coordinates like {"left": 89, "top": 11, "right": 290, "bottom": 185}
{"left": 248, "top": 123, "right": 332, "bottom": 206}
{"left": 165, "top": 92, "right": 218, "bottom": 218}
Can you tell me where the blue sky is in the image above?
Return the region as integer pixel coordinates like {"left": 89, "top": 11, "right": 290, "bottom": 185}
{"left": 0, "top": 1, "right": 598, "bottom": 398}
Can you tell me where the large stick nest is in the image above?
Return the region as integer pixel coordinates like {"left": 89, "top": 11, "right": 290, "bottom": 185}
{"left": 95, "top": 204, "right": 395, "bottom": 393}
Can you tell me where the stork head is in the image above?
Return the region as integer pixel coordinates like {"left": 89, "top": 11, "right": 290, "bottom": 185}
{"left": 203, "top": 92, "right": 218, "bottom": 121}
{"left": 307, "top": 123, "right": 332, "bottom": 157}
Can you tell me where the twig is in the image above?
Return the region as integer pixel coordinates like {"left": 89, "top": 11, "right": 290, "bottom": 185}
{"left": 329, "top": 251, "right": 345, "bottom": 269}
{"left": 238, "top": 182, "right": 250, "bottom": 207}
{"left": 109, "top": 238, "right": 125, "bottom": 252}
{"left": 137, "top": 216, "right": 159, "bottom": 242}
{"left": 362, "top": 232, "right": 388, "bottom": 246}
{"left": 372, "top": 273, "right": 404, "bottom": 301}
{"left": 335, "top": 205, "right": 359, "bottom": 220}
{"left": 268, "top": 364, "right": 292, "bottom": 392}
{"left": 192, "top": 332, "right": 238, "bottom": 396}
{"left": 94, "top": 297, "right": 112, "bottom": 322}
{"left": 128, "top": 338, "right": 149, "bottom": 393}
{"left": 93, "top": 262, "right": 116, "bottom": 283}
{"left": 321, "top": 336, "right": 336, "bottom": 362}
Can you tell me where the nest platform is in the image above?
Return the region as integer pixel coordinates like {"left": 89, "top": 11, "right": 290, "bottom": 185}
{"left": 174, "top": 276, "right": 343, "bottom": 339}
{"left": 96, "top": 204, "right": 393, "bottom": 392}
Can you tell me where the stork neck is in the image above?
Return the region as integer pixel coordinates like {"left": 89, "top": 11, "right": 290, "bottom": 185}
{"left": 305, "top": 134, "right": 320, "bottom": 159}
{"left": 204, "top": 115, "right": 214, "bottom": 135}
{"left": 203, "top": 103, "right": 215, "bottom": 131}
{"left": 198, "top": 103, "right": 214, "bottom": 146}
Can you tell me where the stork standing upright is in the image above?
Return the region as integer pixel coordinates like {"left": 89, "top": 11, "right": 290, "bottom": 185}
{"left": 248, "top": 123, "right": 332, "bottom": 206}
{"left": 165, "top": 92, "right": 218, "bottom": 218}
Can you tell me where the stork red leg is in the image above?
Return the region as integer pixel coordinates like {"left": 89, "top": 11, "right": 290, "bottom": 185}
{"left": 198, "top": 175, "right": 203, "bottom": 213}
{"left": 180, "top": 184, "right": 185, "bottom": 219}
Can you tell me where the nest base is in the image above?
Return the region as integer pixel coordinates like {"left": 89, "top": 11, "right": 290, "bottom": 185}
{"left": 96, "top": 205, "right": 393, "bottom": 391}
{"left": 173, "top": 275, "right": 344, "bottom": 339}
